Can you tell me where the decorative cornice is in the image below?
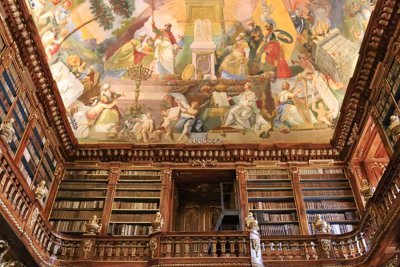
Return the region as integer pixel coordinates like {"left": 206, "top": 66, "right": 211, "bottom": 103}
{"left": 332, "top": 0, "right": 400, "bottom": 159}
{"left": 0, "top": 0, "right": 75, "bottom": 154}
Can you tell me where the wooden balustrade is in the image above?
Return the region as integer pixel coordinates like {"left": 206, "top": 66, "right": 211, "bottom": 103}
{"left": 0, "top": 157, "right": 32, "bottom": 222}
{"left": 157, "top": 232, "right": 250, "bottom": 258}
{"left": 0, "top": 151, "right": 400, "bottom": 266}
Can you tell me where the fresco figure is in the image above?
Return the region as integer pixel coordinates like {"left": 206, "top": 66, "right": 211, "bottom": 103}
{"left": 105, "top": 33, "right": 147, "bottom": 72}
{"left": 259, "top": 22, "right": 293, "bottom": 78}
{"left": 245, "top": 21, "right": 264, "bottom": 75}
{"left": 273, "top": 81, "right": 304, "bottom": 133}
{"left": 175, "top": 100, "right": 203, "bottom": 141}
{"left": 152, "top": 22, "right": 177, "bottom": 75}
{"left": 85, "top": 84, "right": 123, "bottom": 138}
{"left": 222, "top": 82, "right": 271, "bottom": 137}
{"left": 219, "top": 34, "right": 249, "bottom": 80}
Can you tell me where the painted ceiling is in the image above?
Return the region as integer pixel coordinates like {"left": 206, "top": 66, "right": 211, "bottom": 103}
{"left": 26, "top": 0, "right": 374, "bottom": 144}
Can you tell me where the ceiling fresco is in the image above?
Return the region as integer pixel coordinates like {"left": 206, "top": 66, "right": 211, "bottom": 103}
{"left": 26, "top": 0, "right": 374, "bottom": 144}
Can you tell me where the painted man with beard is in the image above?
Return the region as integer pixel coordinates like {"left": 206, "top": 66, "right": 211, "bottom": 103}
{"left": 152, "top": 22, "right": 177, "bottom": 75}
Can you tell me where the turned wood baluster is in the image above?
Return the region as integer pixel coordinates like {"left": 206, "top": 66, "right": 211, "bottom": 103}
{"left": 98, "top": 243, "right": 105, "bottom": 260}
{"left": 354, "top": 236, "right": 362, "bottom": 256}
{"left": 220, "top": 237, "right": 226, "bottom": 257}
{"left": 183, "top": 237, "right": 190, "bottom": 257}
{"left": 174, "top": 237, "right": 181, "bottom": 257}
{"left": 238, "top": 238, "right": 246, "bottom": 257}
{"left": 309, "top": 241, "right": 317, "bottom": 260}
{"left": 166, "top": 238, "right": 172, "bottom": 257}
{"left": 229, "top": 238, "right": 236, "bottom": 257}
{"left": 211, "top": 237, "right": 218, "bottom": 257}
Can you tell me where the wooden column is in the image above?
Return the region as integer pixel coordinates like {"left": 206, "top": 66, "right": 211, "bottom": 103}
{"left": 345, "top": 166, "right": 365, "bottom": 216}
{"left": 101, "top": 165, "right": 119, "bottom": 235}
{"left": 42, "top": 164, "right": 64, "bottom": 219}
{"left": 290, "top": 165, "right": 308, "bottom": 235}
{"left": 237, "top": 165, "right": 248, "bottom": 230}
{"left": 160, "top": 166, "right": 172, "bottom": 231}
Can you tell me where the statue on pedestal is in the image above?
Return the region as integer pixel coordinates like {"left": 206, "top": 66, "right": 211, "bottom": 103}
{"left": 389, "top": 114, "right": 400, "bottom": 142}
{"left": 151, "top": 212, "right": 164, "bottom": 233}
{"left": 34, "top": 180, "right": 47, "bottom": 201}
{"left": 0, "top": 118, "right": 15, "bottom": 143}
{"left": 83, "top": 215, "right": 102, "bottom": 235}
{"left": 245, "top": 212, "right": 259, "bottom": 232}
{"left": 313, "top": 214, "right": 331, "bottom": 233}
{"left": 360, "top": 179, "right": 375, "bottom": 202}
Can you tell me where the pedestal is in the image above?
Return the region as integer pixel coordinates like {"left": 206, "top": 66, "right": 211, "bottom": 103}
{"left": 190, "top": 42, "right": 216, "bottom": 80}
{"left": 249, "top": 230, "right": 264, "bottom": 267}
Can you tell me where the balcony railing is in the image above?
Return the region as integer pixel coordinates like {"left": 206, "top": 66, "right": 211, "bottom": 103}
{"left": 0, "top": 146, "right": 399, "bottom": 266}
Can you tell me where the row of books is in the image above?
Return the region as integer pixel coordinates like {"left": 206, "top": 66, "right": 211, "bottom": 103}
{"left": 108, "top": 224, "right": 151, "bottom": 236}
{"left": 120, "top": 170, "right": 161, "bottom": 177}
{"left": 248, "top": 191, "right": 293, "bottom": 197}
{"left": 249, "top": 201, "right": 296, "bottom": 210}
{"left": 254, "top": 212, "right": 297, "bottom": 222}
{"left": 51, "top": 210, "right": 102, "bottom": 220}
{"left": 117, "top": 183, "right": 161, "bottom": 189}
{"left": 57, "top": 191, "right": 107, "bottom": 198}
{"left": 300, "top": 174, "right": 345, "bottom": 181}
{"left": 247, "top": 169, "right": 288, "bottom": 175}
{"left": 113, "top": 202, "right": 158, "bottom": 210}
{"left": 301, "top": 182, "right": 350, "bottom": 188}
{"left": 308, "top": 224, "right": 355, "bottom": 235}
{"left": 302, "top": 189, "right": 352, "bottom": 197}
{"left": 53, "top": 200, "right": 104, "bottom": 209}
{"left": 307, "top": 212, "right": 358, "bottom": 222}
{"left": 305, "top": 201, "right": 356, "bottom": 210}
{"left": 247, "top": 181, "right": 291, "bottom": 189}
{"left": 110, "top": 213, "right": 154, "bottom": 222}
{"left": 115, "top": 191, "right": 160, "bottom": 197}
{"left": 259, "top": 224, "right": 300, "bottom": 236}
{"left": 60, "top": 183, "right": 107, "bottom": 189}
{"left": 299, "top": 168, "right": 344, "bottom": 175}
{"left": 50, "top": 220, "right": 86, "bottom": 232}
{"left": 65, "top": 170, "right": 109, "bottom": 175}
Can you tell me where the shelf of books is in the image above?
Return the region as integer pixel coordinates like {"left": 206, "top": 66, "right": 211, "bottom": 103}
{"left": 108, "top": 170, "right": 162, "bottom": 236}
{"left": 299, "top": 167, "right": 360, "bottom": 235}
{"left": 49, "top": 169, "right": 109, "bottom": 234}
{"left": 246, "top": 168, "right": 300, "bottom": 236}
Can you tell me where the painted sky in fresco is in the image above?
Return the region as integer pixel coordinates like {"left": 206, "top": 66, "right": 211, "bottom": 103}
{"left": 26, "top": 0, "right": 374, "bottom": 144}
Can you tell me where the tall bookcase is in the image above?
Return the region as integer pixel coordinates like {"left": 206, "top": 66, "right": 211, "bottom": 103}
{"left": 109, "top": 170, "right": 162, "bottom": 236}
{"left": 246, "top": 168, "right": 300, "bottom": 236}
{"left": 299, "top": 167, "right": 360, "bottom": 235}
{"left": 49, "top": 169, "right": 109, "bottom": 234}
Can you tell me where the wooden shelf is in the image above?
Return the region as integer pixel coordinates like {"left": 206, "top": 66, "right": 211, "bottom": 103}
{"left": 258, "top": 221, "right": 299, "bottom": 225}
{"left": 303, "top": 196, "right": 354, "bottom": 201}
{"left": 250, "top": 208, "right": 297, "bottom": 212}
{"left": 62, "top": 179, "right": 109, "bottom": 182}
{"left": 55, "top": 196, "right": 107, "bottom": 200}
{"left": 247, "top": 187, "right": 293, "bottom": 191}
{"left": 111, "top": 209, "right": 159, "bottom": 213}
{"left": 306, "top": 208, "right": 358, "bottom": 213}
{"left": 52, "top": 208, "right": 103, "bottom": 211}
{"left": 248, "top": 196, "right": 295, "bottom": 201}
{"left": 109, "top": 221, "right": 152, "bottom": 224}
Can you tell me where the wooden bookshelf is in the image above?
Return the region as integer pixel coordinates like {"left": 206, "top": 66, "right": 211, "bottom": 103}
{"left": 49, "top": 169, "right": 109, "bottom": 234}
{"left": 246, "top": 168, "right": 300, "bottom": 236}
{"left": 299, "top": 167, "right": 360, "bottom": 235}
{"left": 108, "top": 170, "right": 162, "bottom": 236}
